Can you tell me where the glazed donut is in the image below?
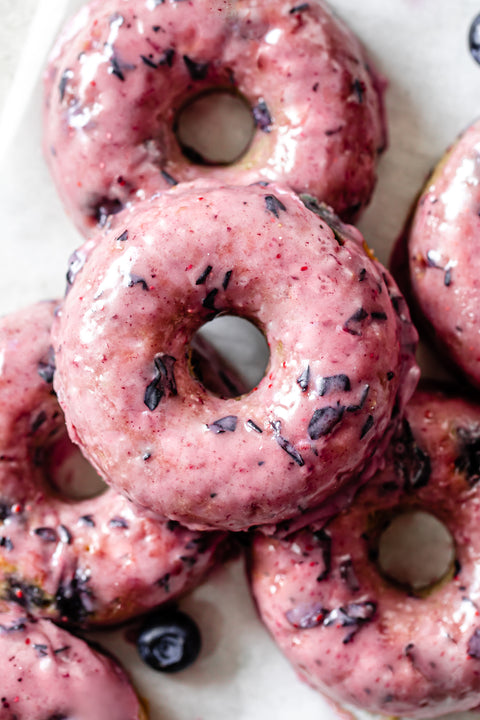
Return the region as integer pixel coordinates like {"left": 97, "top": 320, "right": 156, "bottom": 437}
{"left": 0, "top": 301, "right": 226, "bottom": 627}
{"left": 250, "top": 384, "right": 480, "bottom": 718}
{"left": 399, "top": 118, "right": 480, "bottom": 388}
{"left": 43, "top": 0, "right": 386, "bottom": 236}
{"left": 0, "top": 606, "right": 145, "bottom": 719}
{"left": 52, "top": 182, "right": 418, "bottom": 533}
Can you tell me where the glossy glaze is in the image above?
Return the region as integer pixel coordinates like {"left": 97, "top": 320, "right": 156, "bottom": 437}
{"left": 53, "top": 182, "right": 418, "bottom": 532}
{"left": 43, "top": 0, "right": 386, "bottom": 235}
{"left": 0, "top": 301, "right": 226, "bottom": 626}
{"left": 250, "top": 385, "right": 480, "bottom": 718}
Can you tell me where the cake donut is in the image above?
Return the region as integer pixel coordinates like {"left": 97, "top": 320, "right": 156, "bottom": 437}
{"left": 43, "top": 0, "right": 386, "bottom": 236}
{"left": 0, "top": 605, "right": 146, "bottom": 719}
{"left": 250, "top": 384, "right": 480, "bottom": 718}
{"left": 0, "top": 301, "right": 226, "bottom": 627}
{"left": 52, "top": 182, "right": 418, "bottom": 533}
{"left": 401, "top": 118, "right": 480, "bottom": 388}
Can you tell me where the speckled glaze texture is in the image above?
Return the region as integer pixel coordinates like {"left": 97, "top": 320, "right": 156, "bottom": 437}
{"left": 0, "top": 606, "right": 146, "bottom": 719}
{"left": 250, "top": 385, "right": 480, "bottom": 718}
{"left": 406, "top": 118, "right": 480, "bottom": 388}
{"left": 43, "top": 0, "right": 386, "bottom": 236}
{"left": 0, "top": 301, "right": 226, "bottom": 627}
{"left": 52, "top": 182, "right": 418, "bottom": 532}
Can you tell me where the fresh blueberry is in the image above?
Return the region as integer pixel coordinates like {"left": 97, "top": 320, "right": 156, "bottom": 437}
{"left": 136, "top": 610, "right": 201, "bottom": 672}
{"left": 469, "top": 13, "right": 480, "bottom": 64}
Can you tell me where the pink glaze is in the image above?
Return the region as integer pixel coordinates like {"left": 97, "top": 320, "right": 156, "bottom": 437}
{"left": 250, "top": 384, "right": 480, "bottom": 718}
{"left": 406, "top": 118, "right": 480, "bottom": 388}
{"left": 0, "top": 301, "right": 226, "bottom": 627}
{"left": 52, "top": 182, "right": 418, "bottom": 532}
{"left": 0, "top": 606, "right": 145, "bottom": 719}
{"left": 43, "top": 0, "right": 386, "bottom": 236}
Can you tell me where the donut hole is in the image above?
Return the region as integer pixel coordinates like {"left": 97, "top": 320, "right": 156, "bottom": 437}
{"left": 377, "top": 510, "right": 456, "bottom": 594}
{"left": 189, "top": 315, "right": 270, "bottom": 398}
{"left": 174, "top": 90, "right": 255, "bottom": 165}
{"left": 45, "top": 432, "right": 108, "bottom": 500}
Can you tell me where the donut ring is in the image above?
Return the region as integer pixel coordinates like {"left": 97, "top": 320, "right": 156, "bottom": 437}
{"left": 43, "top": 0, "right": 386, "bottom": 236}
{"left": 0, "top": 606, "right": 145, "bottom": 719}
{"left": 0, "top": 301, "right": 226, "bottom": 627}
{"left": 53, "top": 182, "right": 418, "bottom": 533}
{"left": 402, "top": 118, "right": 480, "bottom": 388}
{"left": 250, "top": 384, "right": 480, "bottom": 718}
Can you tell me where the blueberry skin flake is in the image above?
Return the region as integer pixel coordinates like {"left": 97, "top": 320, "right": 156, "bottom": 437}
{"left": 265, "top": 194, "right": 287, "bottom": 218}
{"left": 469, "top": 14, "right": 480, "bottom": 65}
{"left": 339, "top": 556, "right": 360, "bottom": 592}
{"left": 207, "top": 416, "right": 238, "bottom": 434}
{"left": 116, "top": 229, "right": 128, "bottom": 242}
{"left": 252, "top": 99, "right": 273, "bottom": 132}
{"left": 289, "top": 3, "right": 310, "bottom": 13}
{"left": 314, "top": 528, "right": 332, "bottom": 581}
{"left": 37, "top": 346, "right": 56, "bottom": 384}
{"left": 222, "top": 270, "right": 233, "bottom": 290}
{"left": 128, "top": 274, "right": 149, "bottom": 291}
{"left": 59, "top": 68, "right": 74, "bottom": 101}
{"left": 360, "top": 414, "right": 374, "bottom": 439}
{"left": 144, "top": 354, "right": 178, "bottom": 411}
{"left": 394, "top": 418, "right": 431, "bottom": 490}
{"left": 318, "top": 374, "right": 351, "bottom": 397}
{"left": 161, "top": 168, "right": 178, "bottom": 186}
{"left": 202, "top": 288, "right": 218, "bottom": 310}
{"left": 137, "top": 610, "right": 201, "bottom": 673}
{"left": 271, "top": 421, "right": 305, "bottom": 466}
{"left": 344, "top": 307, "right": 369, "bottom": 335}
{"left": 195, "top": 265, "right": 213, "bottom": 285}
{"left": 34, "top": 527, "right": 57, "bottom": 543}
{"left": 286, "top": 602, "right": 326, "bottom": 629}
{"left": 297, "top": 365, "right": 310, "bottom": 392}
{"left": 183, "top": 55, "right": 209, "bottom": 80}
{"left": 468, "top": 628, "right": 480, "bottom": 658}
{"left": 455, "top": 426, "right": 480, "bottom": 486}
{"left": 308, "top": 404, "right": 344, "bottom": 440}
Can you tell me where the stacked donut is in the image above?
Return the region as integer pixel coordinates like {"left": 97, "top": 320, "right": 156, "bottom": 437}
{"left": 6, "top": 0, "right": 480, "bottom": 718}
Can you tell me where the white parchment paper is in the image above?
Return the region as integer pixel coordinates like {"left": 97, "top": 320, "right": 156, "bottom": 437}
{"left": 1, "top": 1, "right": 480, "bottom": 718}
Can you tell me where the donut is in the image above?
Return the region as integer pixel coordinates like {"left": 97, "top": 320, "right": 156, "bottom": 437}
{"left": 0, "top": 301, "right": 226, "bottom": 627}
{"left": 52, "top": 182, "right": 419, "bottom": 533}
{"left": 399, "top": 118, "right": 480, "bottom": 388}
{"left": 250, "top": 384, "right": 480, "bottom": 718}
{"left": 43, "top": 0, "right": 386, "bottom": 236}
{"left": 0, "top": 605, "right": 145, "bottom": 719}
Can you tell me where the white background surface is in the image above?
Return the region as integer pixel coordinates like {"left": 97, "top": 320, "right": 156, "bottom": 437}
{"left": 1, "top": 1, "right": 480, "bottom": 718}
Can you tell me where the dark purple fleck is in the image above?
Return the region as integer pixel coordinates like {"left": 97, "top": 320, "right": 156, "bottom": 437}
{"left": 308, "top": 404, "right": 344, "bottom": 440}
{"left": 325, "top": 125, "right": 344, "bottom": 136}
{"left": 352, "top": 78, "right": 365, "bottom": 103}
{"left": 468, "top": 628, "right": 480, "bottom": 658}
{"left": 444, "top": 267, "right": 452, "bottom": 286}
{"left": 360, "top": 414, "right": 374, "bottom": 439}
{"left": 58, "top": 525, "right": 72, "bottom": 545}
{"left": 141, "top": 54, "right": 158, "bottom": 69}
{"left": 158, "top": 48, "right": 175, "bottom": 67}
{"left": 33, "top": 643, "right": 48, "bottom": 657}
{"left": 116, "top": 229, "right": 128, "bottom": 242}
{"left": 246, "top": 419, "right": 263, "bottom": 433}
{"left": 195, "top": 265, "right": 213, "bottom": 285}
{"left": 297, "top": 365, "right": 310, "bottom": 392}
{"left": 109, "top": 55, "right": 126, "bottom": 81}
{"left": 0, "top": 617, "right": 27, "bottom": 633}
{"left": 55, "top": 570, "right": 93, "bottom": 624}
{"left": 161, "top": 168, "right": 178, "bottom": 185}
{"left": 346, "top": 384, "right": 369, "bottom": 413}
{"left": 359, "top": 268, "right": 367, "bottom": 281}
{"left": 37, "top": 346, "right": 56, "bottom": 384}
{"left": 54, "top": 646, "right": 70, "bottom": 655}
{"left": 222, "top": 270, "right": 233, "bottom": 290}
{"left": 144, "top": 354, "right": 178, "bottom": 411}
{"left": 0, "top": 503, "right": 12, "bottom": 521}
{"left": 455, "top": 426, "right": 480, "bottom": 486}
{"left": 167, "top": 520, "right": 180, "bottom": 532}
{"left": 339, "top": 556, "right": 360, "bottom": 592}
{"left": 66, "top": 249, "right": 87, "bottom": 288}
{"left": 156, "top": 572, "right": 171, "bottom": 593}
{"left": 207, "top": 416, "right": 238, "bottom": 433}
{"left": 6, "top": 579, "right": 46, "bottom": 609}
{"left": 0, "top": 537, "right": 13, "bottom": 552}
{"left": 143, "top": 451, "right": 152, "bottom": 461}
{"left": 265, "top": 194, "right": 287, "bottom": 218}
{"left": 252, "top": 99, "right": 272, "bottom": 132}
{"left": 31, "top": 411, "right": 47, "bottom": 433}
{"left": 289, "top": 3, "right": 310, "bottom": 12}
{"left": 59, "top": 68, "right": 73, "bottom": 101}
{"left": 34, "top": 527, "right": 57, "bottom": 543}
{"left": 202, "top": 288, "right": 218, "bottom": 310}
{"left": 324, "top": 601, "right": 376, "bottom": 629}
{"left": 78, "top": 515, "right": 95, "bottom": 527}
{"left": 300, "top": 194, "right": 350, "bottom": 246}
{"left": 128, "top": 274, "right": 149, "bottom": 291}
{"left": 387, "top": 371, "right": 395, "bottom": 381}
{"left": 109, "top": 516, "right": 129, "bottom": 529}
{"left": 314, "top": 529, "right": 332, "bottom": 581}
{"left": 371, "top": 311, "right": 387, "bottom": 321}
{"left": 318, "top": 374, "right": 350, "bottom": 397}
{"left": 394, "top": 419, "right": 431, "bottom": 489}
{"left": 93, "top": 197, "right": 123, "bottom": 227}
{"left": 469, "top": 14, "right": 480, "bottom": 64}
{"left": 271, "top": 420, "right": 304, "bottom": 466}
{"left": 183, "top": 55, "right": 209, "bottom": 80}
{"left": 344, "top": 307, "right": 369, "bottom": 336}
{"left": 286, "top": 602, "right": 326, "bottom": 629}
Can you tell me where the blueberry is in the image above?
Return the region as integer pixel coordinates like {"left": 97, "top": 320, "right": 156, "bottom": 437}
{"left": 136, "top": 610, "right": 201, "bottom": 673}
{"left": 469, "top": 13, "right": 480, "bottom": 64}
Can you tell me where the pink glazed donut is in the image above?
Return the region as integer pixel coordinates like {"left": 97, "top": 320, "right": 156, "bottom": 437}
{"left": 0, "top": 606, "right": 145, "bottom": 719}
{"left": 404, "top": 118, "right": 480, "bottom": 389}
{"left": 250, "top": 384, "right": 480, "bottom": 718}
{"left": 0, "top": 301, "right": 226, "bottom": 627}
{"left": 52, "top": 182, "right": 418, "bottom": 533}
{"left": 43, "top": 0, "right": 386, "bottom": 236}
